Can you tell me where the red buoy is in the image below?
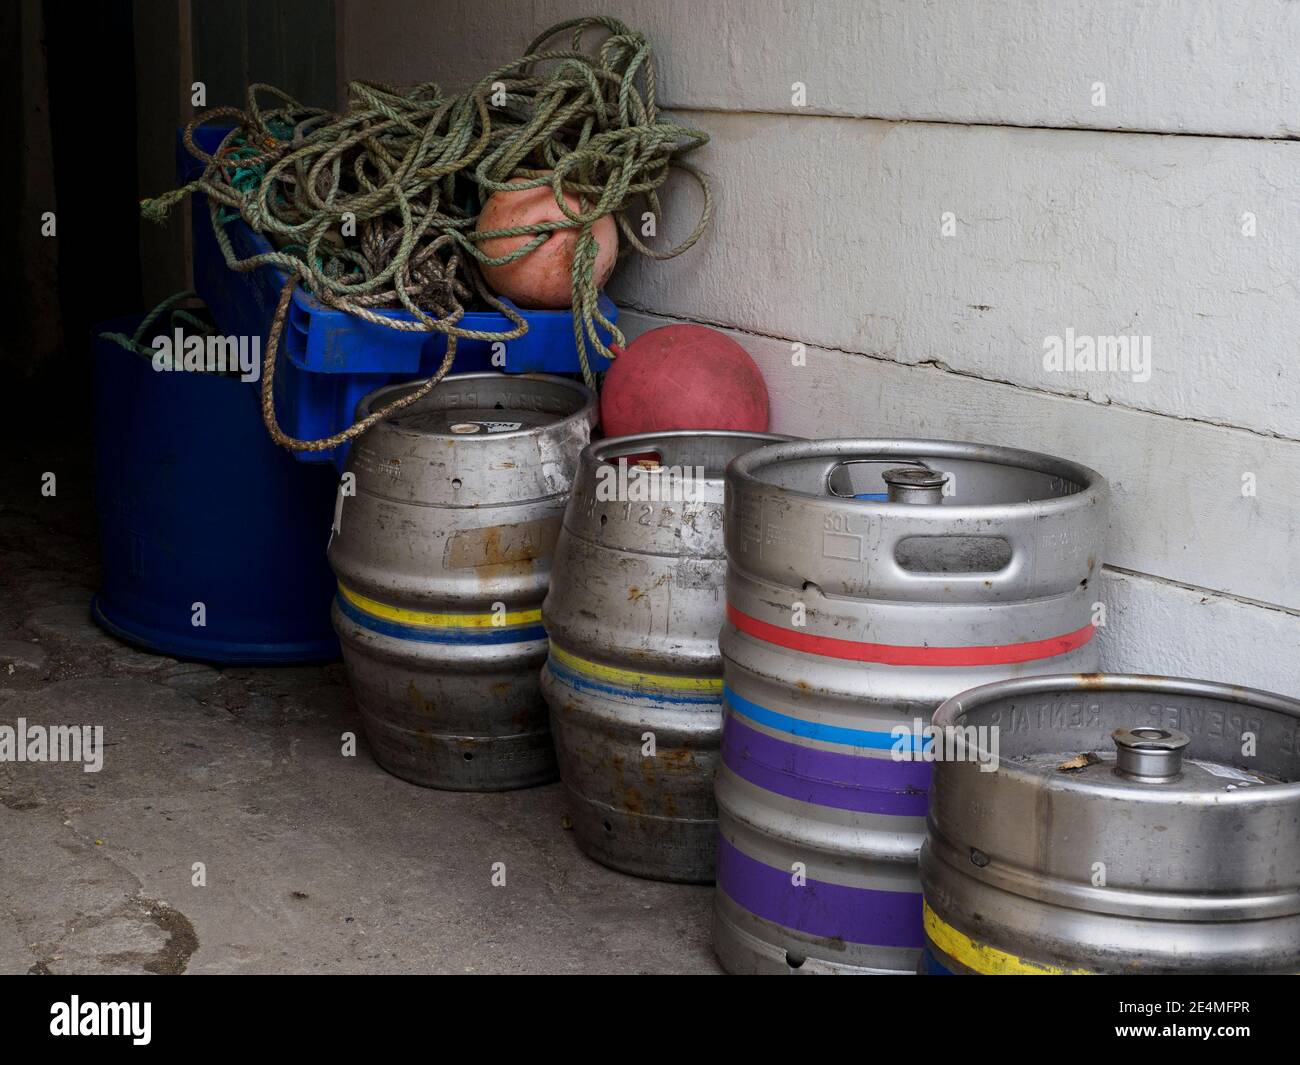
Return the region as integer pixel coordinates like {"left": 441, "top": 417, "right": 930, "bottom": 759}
{"left": 600, "top": 324, "right": 770, "bottom": 436}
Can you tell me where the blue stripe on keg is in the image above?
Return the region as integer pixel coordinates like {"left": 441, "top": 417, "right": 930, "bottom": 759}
{"left": 545, "top": 653, "right": 722, "bottom": 706}
{"left": 723, "top": 685, "right": 930, "bottom": 752}
{"left": 334, "top": 591, "right": 547, "bottom": 645}
{"left": 918, "top": 947, "right": 956, "bottom": 975}
{"left": 853, "top": 492, "right": 888, "bottom": 501}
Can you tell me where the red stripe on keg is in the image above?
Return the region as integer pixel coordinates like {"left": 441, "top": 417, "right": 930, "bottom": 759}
{"left": 726, "top": 604, "right": 1094, "bottom": 666}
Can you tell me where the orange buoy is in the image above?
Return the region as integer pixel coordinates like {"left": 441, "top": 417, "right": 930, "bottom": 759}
{"left": 475, "top": 177, "right": 618, "bottom": 308}
{"left": 600, "top": 324, "right": 770, "bottom": 436}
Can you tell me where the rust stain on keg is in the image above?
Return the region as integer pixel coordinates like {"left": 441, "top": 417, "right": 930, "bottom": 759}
{"left": 652, "top": 749, "right": 695, "bottom": 781}
{"left": 623, "top": 786, "right": 645, "bottom": 815}
{"left": 797, "top": 933, "right": 847, "bottom": 954}
{"left": 444, "top": 516, "right": 562, "bottom": 571}
{"left": 627, "top": 586, "right": 645, "bottom": 601}
{"left": 405, "top": 680, "right": 435, "bottom": 713}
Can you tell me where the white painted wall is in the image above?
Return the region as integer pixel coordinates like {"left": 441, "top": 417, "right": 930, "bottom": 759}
{"left": 341, "top": 0, "right": 1300, "bottom": 696}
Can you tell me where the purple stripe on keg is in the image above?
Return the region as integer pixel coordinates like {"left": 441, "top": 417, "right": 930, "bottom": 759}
{"left": 716, "top": 835, "right": 924, "bottom": 948}
{"left": 721, "top": 715, "right": 931, "bottom": 816}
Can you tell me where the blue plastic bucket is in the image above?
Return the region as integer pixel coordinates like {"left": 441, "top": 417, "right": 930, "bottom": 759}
{"left": 90, "top": 314, "right": 340, "bottom": 664}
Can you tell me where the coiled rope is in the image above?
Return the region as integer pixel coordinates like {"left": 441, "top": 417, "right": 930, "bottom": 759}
{"left": 98, "top": 291, "right": 213, "bottom": 358}
{"left": 141, "top": 15, "right": 712, "bottom": 451}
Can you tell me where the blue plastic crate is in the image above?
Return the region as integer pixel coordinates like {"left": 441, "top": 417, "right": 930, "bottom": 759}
{"left": 178, "top": 127, "right": 615, "bottom": 469}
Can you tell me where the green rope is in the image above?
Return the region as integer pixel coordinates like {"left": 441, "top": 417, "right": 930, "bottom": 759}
{"left": 141, "top": 15, "right": 711, "bottom": 431}
{"left": 98, "top": 291, "right": 212, "bottom": 358}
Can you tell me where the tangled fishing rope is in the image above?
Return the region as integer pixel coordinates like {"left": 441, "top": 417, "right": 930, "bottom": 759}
{"left": 142, "top": 15, "right": 712, "bottom": 451}
{"left": 99, "top": 292, "right": 213, "bottom": 359}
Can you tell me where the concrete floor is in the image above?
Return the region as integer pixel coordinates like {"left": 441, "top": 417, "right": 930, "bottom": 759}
{"left": 0, "top": 426, "right": 719, "bottom": 975}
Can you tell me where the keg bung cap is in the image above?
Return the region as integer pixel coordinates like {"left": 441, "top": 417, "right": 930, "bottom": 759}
{"left": 882, "top": 467, "right": 948, "bottom": 505}
{"left": 1111, "top": 726, "right": 1190, "bottom": 782}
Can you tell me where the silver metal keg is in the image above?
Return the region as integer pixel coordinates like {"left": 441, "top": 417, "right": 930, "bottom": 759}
{"left": 920, "top": 674, "right": 1300, "bottom": 975}
{"left": 714, "top": 439, "right": 1108, "bottom": 974}
{"left": 328, "top": 372, "right": 596, "bottom": 791}
{"left": 541, "top": 431, "right": 789, "bottom": 883}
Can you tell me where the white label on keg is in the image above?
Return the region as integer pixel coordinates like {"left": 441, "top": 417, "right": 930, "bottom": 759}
{"left": 822, "top": 531, "right": 863, "bottom": 562}
{"left": 451, "top": 420, "right": 523, "bottom": 434}
{"left": 1190, "top": 759, "right": 1263, "bottom": 785}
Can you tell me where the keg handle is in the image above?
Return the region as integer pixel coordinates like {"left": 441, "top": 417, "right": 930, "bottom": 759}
{"left": 845, "top": 506, "right": 1050, "bottom": 586}
{"left": 825, "top": 457, "right": 936, "bottom": 499}
{"left": 595, "top": 444, "right": 666, "bottom": 468}
{"left": 851, "top": 488, "right": 1083, "bottom": 587}
{"left": 796, "top": 454, "right": 1096, "bottom": 591}
{"left": 1111, "top": 726, "right": 1189, "bottom": 782}
{"left": 595, "top": 433, "right": 792, "bottom": 482}
{"left": 600, "top": 438, "right": 698, "bottom": 475}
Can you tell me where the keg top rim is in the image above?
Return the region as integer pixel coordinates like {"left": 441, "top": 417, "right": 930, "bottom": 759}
{"left": 585, "top": 429, "right": 795, "bottom": 466}
{"left": 728, "top": 437, "right": 1105, "bottom": 509}
{"left": 932, "top": 672, "right": 1300, "bottom": 796}
{"left": 354, "top": 372, "right": 596, "bottom": 439}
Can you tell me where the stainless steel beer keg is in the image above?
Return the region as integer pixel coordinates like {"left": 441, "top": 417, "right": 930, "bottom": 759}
{"left": 714, "top": 439, "right": 1109, "bottom": 973}
{"left": 920, "top": 673, "right": 1300, "bottom": 975}
{"left": 542, "top": 431, "right": 789, "bottom": 883}
{"left": 329, "top": 373, "right": 596, "bottom": 790}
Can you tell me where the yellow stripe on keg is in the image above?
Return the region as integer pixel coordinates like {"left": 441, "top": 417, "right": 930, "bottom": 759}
{"left": 923, "top": 902, "right": 1093, "bottom": 976}
{"left": 337, "top": 583, "right": 542, "bottom": 629}
{"left": 549, "top": 644, "right": 722, "bottom": 693}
